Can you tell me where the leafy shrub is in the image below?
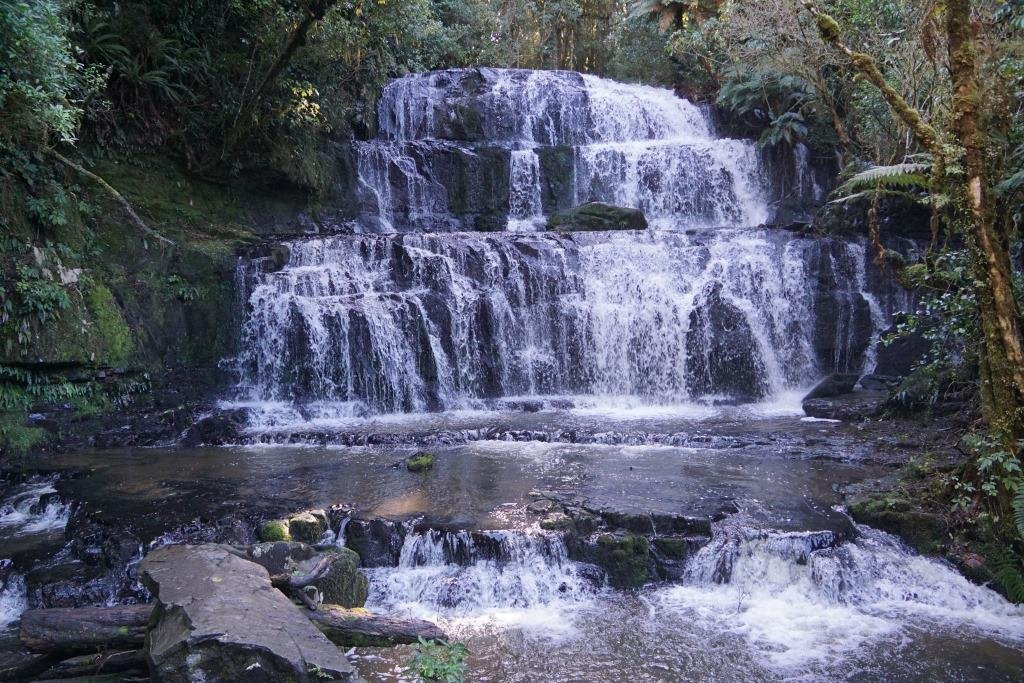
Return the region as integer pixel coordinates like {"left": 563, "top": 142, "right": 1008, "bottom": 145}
{"left": 408, "top": 638, "right": 469, "bottom": 683}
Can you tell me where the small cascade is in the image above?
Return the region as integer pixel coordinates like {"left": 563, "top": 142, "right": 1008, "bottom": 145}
{"left": 367, "top": 529, "right": 597, "bottom": 616}
{"left": 0, "top": 569, "right": 26, "bottom": 629}
{"left": 656, "top": 524, "right": 1024, "bottom": 670}
{"left": 507, "top": 149, "right": 545, "bottom": 231}
{"left": 0, "top": 477, "right": 70, "bottom": 536}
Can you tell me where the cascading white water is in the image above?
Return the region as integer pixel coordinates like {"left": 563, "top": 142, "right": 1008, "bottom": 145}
{"left": 358, "top": 68, "right": 768, "bottom": 232}
{"left": 367, "top": 529, "right": 597, "bottom": 622}
{"left": 233, "top": 68, "right": 896, "bottom": 422}
{"left": 0, "top": 479, "right": 70, "bottom": 536}
{"left": 235, "top": 229, "right": 881, "bottom": 417}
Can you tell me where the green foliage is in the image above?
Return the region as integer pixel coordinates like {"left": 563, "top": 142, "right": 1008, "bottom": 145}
{"left": 0, "top": 0, "right": 82, "bottom": 151}
{"left": 833, "top": 163, "right": 932, "bottom": 197}
{"left": 408, "top": 638, "right": 469, "bottom": 683}
{"left": 0, "top": 411, "right": 48, "bottom": 457}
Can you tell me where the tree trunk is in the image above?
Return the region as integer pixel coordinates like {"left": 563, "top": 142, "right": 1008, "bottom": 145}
{"left": 946, "top": 0, "right": 1024, "bottom": 445}
{"left": 18, "top": 605, "right": 152, "bottom": 655}
{"left": 307, "top": 606, "right": 447, "bottom": 647}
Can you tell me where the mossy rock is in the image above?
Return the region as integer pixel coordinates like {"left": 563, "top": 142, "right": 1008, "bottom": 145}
{"left": 849, "top": 495, "right": 948, "bottom": 555}
{"left": 313, "top": 547, "right": 368, "bottom": 608}
{"left": 540, "top": 512, "right": 576, "bottom": 532}
{"left": 259, "top": 520, "right": 292, "bottom": 542}
{"left": 547, "top": 202, "right": 648, "bottom": 232}
{"left": 595, "top": 533, "right": 651, "bottom": 589}
{"left": 653, "top": 537, "right": 690, "bottom": 561}
{"left": 406, "top": 452, "right": 436, "bottom": 472}
{"left": 288, "top": 510, "right": 329, "bottom": 544}
{"left": 84, "top": 284, "right": 135, "bottom": 365}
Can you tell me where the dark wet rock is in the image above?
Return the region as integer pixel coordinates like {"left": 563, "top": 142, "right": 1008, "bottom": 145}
{"left": 304, "top": 547, "right": 367, "bottom": 608}
{"left": 685, "top": 283, "right": 768, "bottom": 401}
{"left": 140, "top": 543, "right": 356, "bottom": 682}
{"left": 547, "top": 202, "right": 648, "bottom": 232}
{"left": 344, "top": 518, "right": 406, "bottom": 567}
{"left": 526, "top": 499, "right": 558, "bottom": 515}
{"left": 405, "top": 452, "right": 436, "bottom": 472}
{"left": 267, "top": 244, "right": 290, "bottom": 272}
{"left": 805, "top": 241, "right": 875, "bottom": 373}
{"left": 874, "top": 320, "right": 929, "bottom": 377}
{"left": 803, "top": 391, "right": 889, "bottom": 421}
{"left": 248, "top": 541, "right": 317, "bottom": 575}
{"left": 858, "top": 374, "right": 900, "bottom": 392}
{"left": 257, "top": 541, "right": 368, "bottom": 608}
{"left": 803, "top": 373, "right": 860, "bottom": 401}
{"left": 814, "top": 192, "right": 933, "bottom": 240}
{"left": 181, "top": 408, "right": 248, "bottom": 447}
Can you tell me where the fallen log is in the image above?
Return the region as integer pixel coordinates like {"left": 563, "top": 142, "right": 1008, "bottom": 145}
{"left": 19, "top": 605, "right": 152, "bottom": 655}
{"left": 35, "top": 649, "right": 146, "bottom": 679}
{"left": 308, "top": 605, "right": 447, "bottom": 647}
{"left": 17, "top": 600, "right": 445, "bottom": 660}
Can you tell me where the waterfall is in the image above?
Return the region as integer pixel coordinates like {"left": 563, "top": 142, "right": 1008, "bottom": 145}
{"left": 367, "top": 529, "right": 597, "bottom": 619}
{"left": 233, "top": 68, "right": 898, "bottom": 422}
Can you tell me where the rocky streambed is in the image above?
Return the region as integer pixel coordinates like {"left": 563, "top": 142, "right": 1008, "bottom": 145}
{"left": 3, "top": 407, "right": 1024, "bottom": 681}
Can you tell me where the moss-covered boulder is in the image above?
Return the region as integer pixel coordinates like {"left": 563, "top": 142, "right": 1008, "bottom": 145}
{"left": 312, "top": 547, "right": 368, "bottom": 608}
{"left": 406, "top": 452, "right": 436, "bottom": 472}
{"left": 594, "top": 533, "right": 651, "bottom": 589}
{"left": 288, "top": 510, "right": 329, "bottom": 544}
{"left": 547, "top": 202, "right": 648, "bottom": 232}
{"left": 848, "top": 494, "right": 948, "bottom": 555}
{"left": 258, "top": 520, "right": 291, "bottom": 542}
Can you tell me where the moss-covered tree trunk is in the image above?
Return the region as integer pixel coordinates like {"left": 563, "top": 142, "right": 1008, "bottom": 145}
{"left": 805, "top": 0, "right": 1024, "bottom": 449}
{"left": 946, "top": 0, "right": 1024, "bottom": 445}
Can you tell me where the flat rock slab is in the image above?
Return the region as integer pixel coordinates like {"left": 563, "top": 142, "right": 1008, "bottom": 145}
{"left": 140, "top": 544, "right": 356, "bottom": 682}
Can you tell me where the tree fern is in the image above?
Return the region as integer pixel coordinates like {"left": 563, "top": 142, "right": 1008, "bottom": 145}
{"left": 833, "top": 163, "right": 932, "bottom": 197}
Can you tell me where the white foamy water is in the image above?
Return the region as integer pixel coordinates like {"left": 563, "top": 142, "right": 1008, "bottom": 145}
{"left": 367, "top": 529, "right": 598, "bottom": 634}
{"left": 653, "top": 526, "right": 1024, "bottom": 674}
{"left": 360, "top": 525, "right": 1024, "bottom": 681}
{"left": 0, "top": 479, "right": 70, "bottom": 535}
{"left": 0, "top": 572, "right": 26, "bottom": 629}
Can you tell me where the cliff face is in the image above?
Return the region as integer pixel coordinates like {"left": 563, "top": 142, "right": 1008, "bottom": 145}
{"left": 0, "top": 155, "right": 352, "bottom": 458}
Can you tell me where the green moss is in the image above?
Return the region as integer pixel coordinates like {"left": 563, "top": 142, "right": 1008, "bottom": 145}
{"left": 653, "top": 537, "right": 689, "bottom": 561}
{"left": 259, "top": 520, "right": 292, "bottom": 542}
{"left": 406, "top": 452, "right": 436, "bottom": 472}
{"left": 595, "top": 533, "right": 650, "bottom": 589}
{"left": 288, "top": 510, "right": 329, "bottom": 543}
{"left": 85, "top": 284, "right": 135, "bottom": 365}
{"left": 0, "top": 412, "right": 48, "bottom": 458}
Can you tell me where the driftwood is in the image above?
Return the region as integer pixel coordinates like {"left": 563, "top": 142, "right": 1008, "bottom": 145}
{"left": 18, "top": 605, "right": 152, "bottom": 655}
{"left": 269, "top": 553, "right": 335, "bottom": 610}
{"left": 308, "top": 606, "right": 447, "bottom": 647}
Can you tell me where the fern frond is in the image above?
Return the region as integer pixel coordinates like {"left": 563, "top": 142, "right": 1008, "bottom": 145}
{"left": 1013, "top": 488, "right": 1024, "bottom": 540}
{"left": 994, "top": 551, "right": 1024, "bottom": 603}
{"left": 835, "top": 163, "right": 932, "bottom": 196}
{"left": 828, "top": 189, "right": 927, "bottom": 206}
